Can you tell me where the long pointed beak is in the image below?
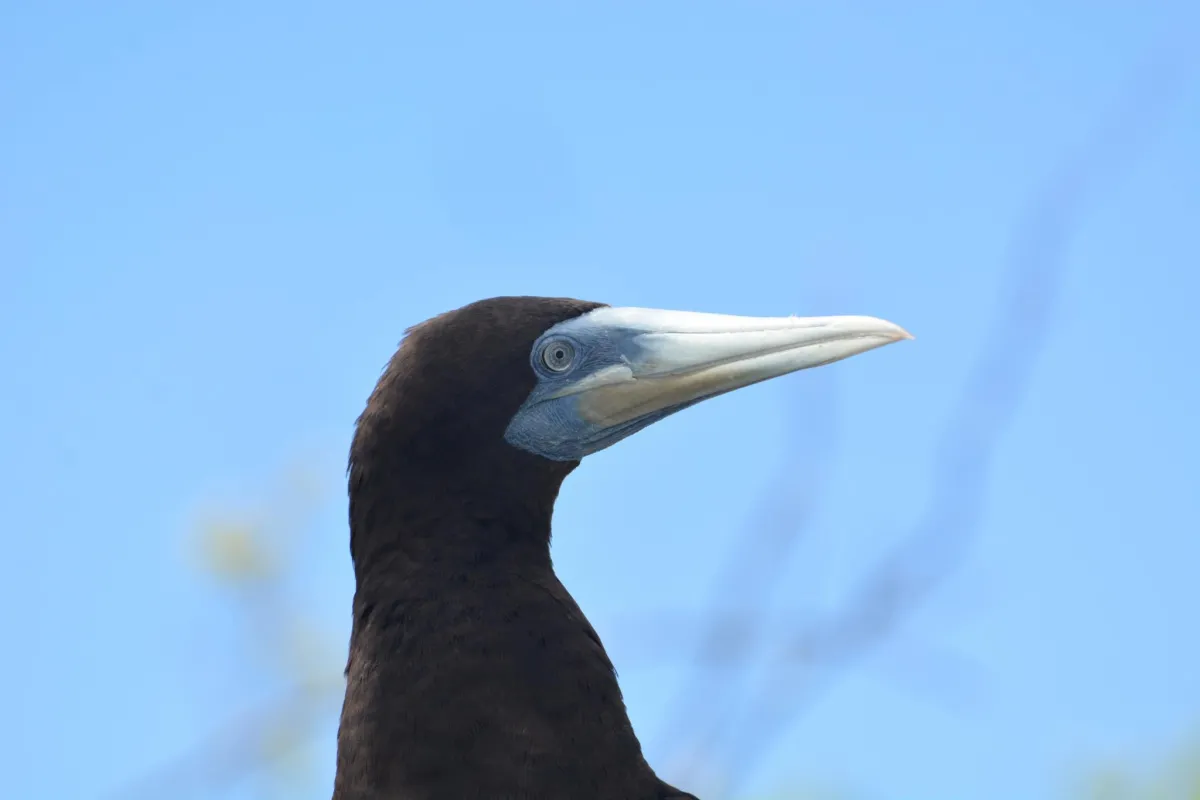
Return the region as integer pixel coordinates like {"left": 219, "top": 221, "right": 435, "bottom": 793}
{"left": 556, "top": 308, "right": 912, "bottom": 429}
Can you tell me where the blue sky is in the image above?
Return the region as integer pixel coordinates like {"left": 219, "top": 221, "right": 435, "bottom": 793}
{"left": 1, "top": 2, "right": 1197, "bottom": 798}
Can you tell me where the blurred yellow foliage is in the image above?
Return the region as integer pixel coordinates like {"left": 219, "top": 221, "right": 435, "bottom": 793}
{"left": 195, "top": 519, "right": 276, "bottom": 583}
{"left": 1080, "top": 741, "right": 1200, "bottom": 800}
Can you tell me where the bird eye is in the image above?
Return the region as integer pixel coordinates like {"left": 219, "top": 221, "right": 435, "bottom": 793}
{"left": 540, "top": 339, "right": 576, "bottom": 372}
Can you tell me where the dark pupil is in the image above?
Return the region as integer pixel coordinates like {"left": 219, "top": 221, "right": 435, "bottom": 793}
{"left": 553, "top": 348, "right": 565, "bottom": 361}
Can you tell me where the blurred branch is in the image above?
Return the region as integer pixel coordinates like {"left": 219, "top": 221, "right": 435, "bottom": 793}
{"left": 648, "top": 363, "right": 842, "bottom": 757}
{"left": 662, "top": 49, "right": 1190, "bottom": 796}
{"left": 104, "top": 465, "right": 342, "bottom": 800}
{"left": 104, "top": 685, "right": 338, "bottom": 800}
{"left": 617, "top": 612, "right": 985, "bottom": 721}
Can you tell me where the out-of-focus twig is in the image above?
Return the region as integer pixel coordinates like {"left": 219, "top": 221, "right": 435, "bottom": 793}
{"left": 103, "top": 466, "right": 342, "bottom": 800}
{"left": 616, "top": 612, "right": 986, "bottom": 716}
{"left": 648, "top": 367, "right": 842, "bottom": 762}
{"left": 104, "top": 684, "right": 339, "bottom": 800}
{"left": 671, "top": 50, "right": 1190, "bottom": 796}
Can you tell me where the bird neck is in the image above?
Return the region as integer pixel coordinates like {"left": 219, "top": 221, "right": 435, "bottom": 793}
{"left": 346, "top": 413, "right": 578, "bottom": 577}
{"left": 347, "top": 459, "right": 564, "bottom": 584}
{"left": 336, "top": 510, "right": 671, "bottom": 797}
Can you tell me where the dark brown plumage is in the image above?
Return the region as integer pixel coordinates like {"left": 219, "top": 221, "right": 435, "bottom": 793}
{"left": 334, "top": 297, "right": 697, "bottom": 799}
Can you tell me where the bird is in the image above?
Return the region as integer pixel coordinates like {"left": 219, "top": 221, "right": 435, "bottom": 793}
{"left": 332, "top": 296, "right": 911, "bottom": 800}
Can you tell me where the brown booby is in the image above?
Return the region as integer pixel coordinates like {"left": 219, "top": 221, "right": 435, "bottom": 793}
{"left": 333, "top": 296, "right": 910, "bottom": 799}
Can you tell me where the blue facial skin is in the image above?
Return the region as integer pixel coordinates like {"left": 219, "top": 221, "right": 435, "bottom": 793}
{"left": 503, "top": 325, "right": 680, "bottom": 462}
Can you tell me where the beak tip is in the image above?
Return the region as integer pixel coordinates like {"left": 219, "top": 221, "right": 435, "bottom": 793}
{"left": 878, "top": 319, "right": 913, "bottom": 342}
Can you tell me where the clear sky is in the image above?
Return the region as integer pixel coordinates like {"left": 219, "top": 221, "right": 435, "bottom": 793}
{"left": 2, "top": 2, "right": 1197, "bottom": 799}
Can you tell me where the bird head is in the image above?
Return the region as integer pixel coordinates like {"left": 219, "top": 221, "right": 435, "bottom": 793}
{"left": 502, "top": 301, "right": 912, "bottom": 460}
{"left": 349, "top": 296, "right": 910, "bottom": 545}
